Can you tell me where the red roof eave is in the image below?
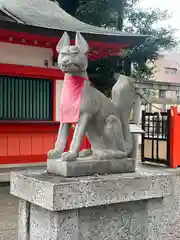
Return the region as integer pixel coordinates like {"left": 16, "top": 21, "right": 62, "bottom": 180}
{"left": 0, "top": 28, "right": 130, "bottom": 60}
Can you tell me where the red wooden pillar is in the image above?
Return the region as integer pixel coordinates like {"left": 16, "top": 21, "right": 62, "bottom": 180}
{"left": 170, "top": 106, "right": 180, "bottom": 168}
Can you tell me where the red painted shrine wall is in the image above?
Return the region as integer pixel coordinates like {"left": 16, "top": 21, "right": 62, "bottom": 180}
{"left": 0, "top": 30, "right": 116, "bottom": 166}
{"left": 0, "top": 63, "right": 90, "bottom": 165}
{"left": 0, "top": 123, "right": 58, "bottom": 164}
{"left": 0, "top": 123, "right": 90, "bottom": 164}
{"left": 0, "top": 62, "right": 59, "bottom": 165}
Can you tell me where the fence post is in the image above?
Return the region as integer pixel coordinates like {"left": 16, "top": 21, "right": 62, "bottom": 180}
{"left": 141, "top": 110, "right": 145, "bottom": 162}
{"left": 169, "top": 106, "right": 180, "bottom": 168}
{"left": 166, "top": 109, "right": 171, "bottom": 167}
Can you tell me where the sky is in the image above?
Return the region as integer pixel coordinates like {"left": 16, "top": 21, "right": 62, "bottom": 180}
{"left": 136, "top": 0, "right": 180, "bottom": 40}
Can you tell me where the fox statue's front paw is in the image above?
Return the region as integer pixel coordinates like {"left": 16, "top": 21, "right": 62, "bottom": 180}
{"left": 79, "top": 149, "right": 92, "bottom": 158}
{"left": 48, "top": 149, "right": 61, "bottom": 159}
{"left": 61, "top": 151, "right": 78, "bottom": 162}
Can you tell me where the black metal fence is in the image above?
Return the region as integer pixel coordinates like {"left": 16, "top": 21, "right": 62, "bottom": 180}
{"left": 141, "top": 110, "right": 170, "bottom": 166}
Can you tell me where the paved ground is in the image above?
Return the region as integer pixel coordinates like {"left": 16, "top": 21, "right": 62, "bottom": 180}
{"left": 0, "top": 165, "right": 46, "bottom": 240}
{"left": 0, "top": 165, "right": 46, "bottom": 182}
{"left": 0, "top": 183, "right": 18, "bottom": 240}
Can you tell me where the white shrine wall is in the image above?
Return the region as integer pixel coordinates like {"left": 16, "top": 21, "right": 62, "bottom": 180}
{"left": 0, "top": 42, "right": 63, "bottom": 121}
{"left": 0, "top": 42, "right": 54, "bottom": 68}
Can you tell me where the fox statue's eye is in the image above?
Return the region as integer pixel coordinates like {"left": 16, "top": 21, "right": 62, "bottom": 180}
{"left": 71, "top": 46, "right": 80, "bottom": 53}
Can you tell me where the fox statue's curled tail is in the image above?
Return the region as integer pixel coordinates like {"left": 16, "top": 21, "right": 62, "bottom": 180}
{"left": 112, "top": 74, "right": 136, "bottom": 156}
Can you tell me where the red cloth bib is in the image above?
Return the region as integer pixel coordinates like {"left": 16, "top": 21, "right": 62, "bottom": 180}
{"left": 60, "top": 74, "right": 88, "bottom": 123}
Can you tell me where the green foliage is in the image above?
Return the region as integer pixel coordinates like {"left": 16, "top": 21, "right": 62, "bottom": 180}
{"left": 87, "top": 58, "right": 118, "bottom": 97}
{"left": 57, "top": 0, "right": 134, "bottom": 29}
{"left": 124, "top": 7, "right": 178, "bottom": 80}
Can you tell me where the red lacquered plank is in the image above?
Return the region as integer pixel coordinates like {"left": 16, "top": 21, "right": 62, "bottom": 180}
{"left": 0, "top": 135, "right": 8, "bottom": 156}
{"left": 0, "top": 155, "right": 47, "bottom": 164}
{"left": 19, "top": 135, "right": 32, "bottom": 155}
{"left": 7, "top": 134, "right": 20, "bottom": 156}
{"left": 43, "top": 134, "right": 55, "bottom": 153}
{"left": 31, "top": 134, "right": 44, "bottom": 155}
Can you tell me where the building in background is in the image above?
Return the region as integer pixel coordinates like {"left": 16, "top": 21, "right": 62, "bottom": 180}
{"left": 149, "top": 52, "right": 180, "bottom": 111}
{"left": 154, "top": 52, "right": 180, "bottom": 99}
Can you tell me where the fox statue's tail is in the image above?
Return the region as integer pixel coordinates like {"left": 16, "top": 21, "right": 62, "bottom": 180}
{"left": 112, "top": 74, "right": 136, "bottom": 155}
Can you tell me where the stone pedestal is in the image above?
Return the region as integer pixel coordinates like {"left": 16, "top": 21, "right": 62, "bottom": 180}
{"left": 10, "top": 169, "right": 176, "bottom": 240}
{"left": 47, "top": 157, "right": 135, "bottom": 177}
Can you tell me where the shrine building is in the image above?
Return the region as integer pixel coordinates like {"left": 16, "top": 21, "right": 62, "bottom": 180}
{"left": 0, "top": 0, "right": 145, "bottom": 170}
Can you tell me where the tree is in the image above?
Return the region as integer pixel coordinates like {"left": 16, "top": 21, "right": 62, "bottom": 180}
{"left": 123, "top": 7, "right": 178, "bottom": 99}
{"left": 56, "top": 0, "right": 135, "bottom": 30}
{"left": 124, "top": 7, "right": 178, "bottom": 80}
{"left": 56, "top": 0, "right": 79, "bottom": 16}
{"left": 54, "top": 0, "right": 179, "bottom": 95}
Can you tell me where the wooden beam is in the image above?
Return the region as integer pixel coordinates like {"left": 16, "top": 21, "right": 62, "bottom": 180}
{"left": 0, "top": 63, "right": 64, "bottom": 79}
{"left": 150, "top": 97, "right": 180, "bottom": 104}
{"left": 134, "top": 81, "right": 180, "bottom": 91}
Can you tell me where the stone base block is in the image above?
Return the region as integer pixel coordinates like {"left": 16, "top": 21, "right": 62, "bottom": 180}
{"left": 10, "top": 169, "right": 175, "bottom": 239}
{"left": 47, "top": 157, "right": 135, "bottom": 177}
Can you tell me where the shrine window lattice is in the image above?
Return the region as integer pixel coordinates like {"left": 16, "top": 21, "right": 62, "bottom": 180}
{"left": 0, "top": 75, "right": 53, "bottom": 121}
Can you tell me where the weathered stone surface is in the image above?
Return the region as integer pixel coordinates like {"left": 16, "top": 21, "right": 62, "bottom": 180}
{"left": 28, "top": 200, "right": 148, "bottom": 240}
{"left": 8, "top": 166, "right": 180, "bottom": 240}
{"left": 30, "top": 205, "right": 79, "bottom": 240}
{"left": 17, "top": 192, "right": 172, "bottom": 240}
{"left": 79, "top": 201, "right": 148, "bottom": 240}
{"left": 11, "top": 169, "right": 173, "bottom": 211}
{"left": 18, "top": 199, "right": 30, "bottom": 240}
{"left": 144, "top": 172, "right": 180, "bottom": 240}
{"left": 47, "top": 157, "right": 135, "bottom": 177}
{"left": 0, "top": 184, "right": 18, "bottom": 240}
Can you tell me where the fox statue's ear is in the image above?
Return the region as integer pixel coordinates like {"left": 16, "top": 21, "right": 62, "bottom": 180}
{"left": 75, "top": 32, "right": 89, "bottom": 53}
{"left": 56, "top": 32, "right": 70, "bottom": 53}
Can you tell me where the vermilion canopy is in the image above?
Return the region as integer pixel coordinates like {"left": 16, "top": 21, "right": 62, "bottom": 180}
{"left": 0, "top": 0, "right": 147, "bottom": 60}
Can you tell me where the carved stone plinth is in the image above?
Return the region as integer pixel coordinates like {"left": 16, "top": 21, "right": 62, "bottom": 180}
{"left": 47, "top": 157, "right": 135, "bottom": 177}
{"left": 10, "top": 169, "right": 175, "bottom": 240}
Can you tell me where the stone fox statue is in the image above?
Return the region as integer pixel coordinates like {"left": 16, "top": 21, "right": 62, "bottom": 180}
{"left": 48, "top": 32, "right": 135, "bottom": 161}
